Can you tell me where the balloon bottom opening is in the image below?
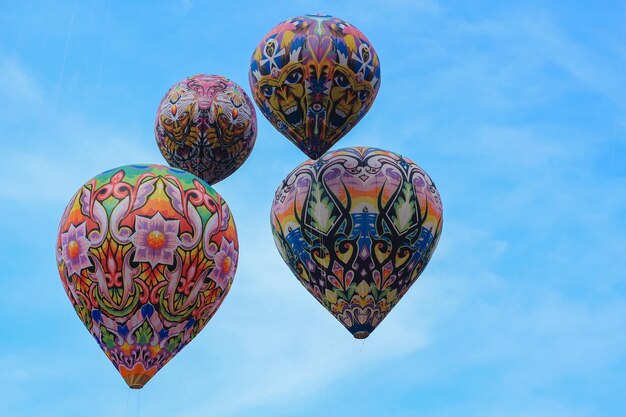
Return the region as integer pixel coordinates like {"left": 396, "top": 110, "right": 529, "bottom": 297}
{"left": 353, "top": 331, "right": 370, "bottom": 339}
{"left": 122, "top": 373, "right": 151, "bottom": 390}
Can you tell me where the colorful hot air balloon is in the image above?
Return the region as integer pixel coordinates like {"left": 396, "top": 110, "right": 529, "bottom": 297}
{"left": 155, "top": 74, "right": 257, "bottom": 185}
{"left": 249, "top": 15, "right": 381, "bottom": 159}
{"left": 56, "top": 164, "right": 238, "bottom": 388}
{"left": 270, "top": 147, "right": 442, "bottom": 338}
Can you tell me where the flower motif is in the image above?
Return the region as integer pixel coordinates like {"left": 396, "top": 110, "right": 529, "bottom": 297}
{"left": 208, "top": 238, "right": 238, "bottom": 290}
{"left": 61, "top": 222, "right": 92, "bottom": 276}
{"left": 131, "top": 213, "right": 182, "bottom": 268}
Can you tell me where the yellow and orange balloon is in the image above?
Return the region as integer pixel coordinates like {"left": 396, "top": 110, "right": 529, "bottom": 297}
{"left": 250, "top": 15, "right": 381, "bottom": 159}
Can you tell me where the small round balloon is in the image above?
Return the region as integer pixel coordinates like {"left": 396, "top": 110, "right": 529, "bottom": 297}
{"left": 270, "top": 147, "right": 442, "bottom": 339}
{"left": 56, "top": 164, "right": 238, "bottom": 388}
{"left": 249, "top": 15, "right": 381, "bottom": 159}
{"left": 155, "top": 74, "right": 257, "bottom": 185}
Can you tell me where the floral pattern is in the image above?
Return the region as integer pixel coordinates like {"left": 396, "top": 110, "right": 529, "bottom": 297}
{"left": 56, "top": 164, "right": 238, "bottom": 388}
{"left": 271, "top": 147, "right": 443, "bottom": 339}
{"left": 61, "top": 222, "right": 92, "bottom": 277}
{"left": 131, "top": 213, "right": 182, "bottom": 268}
{"left": 208, "top": 238, "right": 238, "bottom": 290}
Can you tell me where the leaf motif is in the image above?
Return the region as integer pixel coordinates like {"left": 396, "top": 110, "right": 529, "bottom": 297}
{"left": 370, "top": 282, "right": 379, "bottom": 300}
{"left": 391, "top": 181, "right": 415, "bottom": 233}
{"left": 346, "top": 283, "right": 356, "bottom": 300}
{"left": 308, "top": 183, "right": 336, "bottom": 233}
{"left": 134, "top": 321, "right": 154, "bottom": 345}
{"left": 101, "top": 327, "right": 116, "bottom": 349}
{"left": 167, "top": 334, "right": 182, "bottom": 353}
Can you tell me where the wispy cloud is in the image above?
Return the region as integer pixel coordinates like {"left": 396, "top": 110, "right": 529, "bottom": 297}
{"left": 0, "top": 57, "right": 44, "bottom": 108}
{"left": 0, "top": 2, "right": 625, "bottom": 416}
{"left": 0, "top": 56, "right": 163, "bottom": 203}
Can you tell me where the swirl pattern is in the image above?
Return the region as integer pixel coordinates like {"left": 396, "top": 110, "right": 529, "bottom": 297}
{"left": 271, "top": 147, "right": 443, "bottom": 338}
{"left": 56, "top": 164, "right": 238, "bottom": 388}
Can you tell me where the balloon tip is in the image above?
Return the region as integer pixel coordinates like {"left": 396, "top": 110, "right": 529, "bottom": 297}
{"left": 353, "top": 331, "right": 370, "bottom": 340}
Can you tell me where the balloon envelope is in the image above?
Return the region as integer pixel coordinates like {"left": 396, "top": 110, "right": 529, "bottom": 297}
{"left": 155, "top": 74, "right": 257, "bottom": 185}
{"left": 56, "top": 164, "right": 238, "bottom": 388}
{"left": 270, "top": 147, "right": 442, "bottom": 338}
{"left": 250, "top": 15, "right": 381, "bottom": 159}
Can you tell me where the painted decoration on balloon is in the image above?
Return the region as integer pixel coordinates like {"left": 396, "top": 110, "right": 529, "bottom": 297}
{"left": 249, "top": 15, "right": 381, "bottom": 159}
{"left": 271, "top": 147, "right": 442, "bottom": 338}
{"left": 155, "top": 74, "right": 257, "bottom": 185}
{"left": 56, "top": 164, "right": 238, "bottom": 388}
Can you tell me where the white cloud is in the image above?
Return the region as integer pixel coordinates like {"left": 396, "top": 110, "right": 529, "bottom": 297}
{"left": 0, "top": 57, "right": 44, "bottom": 108}
{"left": 0, "top": 57, "right": 163, "bottom": 203}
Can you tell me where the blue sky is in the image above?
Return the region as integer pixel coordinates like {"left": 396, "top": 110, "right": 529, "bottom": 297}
{"left": 1, "top": 0, "right": 625, "bottom": 416}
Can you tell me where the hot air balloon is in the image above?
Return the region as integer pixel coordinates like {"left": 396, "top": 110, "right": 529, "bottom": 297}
{"left": 155, "top": 74, "right": 257, "bottom": 185}
{"left": 56, "top": 164, "right": 238, "bottom": 388}
{"left": 270, "top": 147, "right": 442, "bottom": 338}
{"left": 249, "top": 15, "right": 381, "bottom": 159}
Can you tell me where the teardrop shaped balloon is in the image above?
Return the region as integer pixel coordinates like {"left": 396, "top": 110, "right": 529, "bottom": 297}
{"left": 155, "top": 74, "right": 257, "bottom": 184}
{"left": 270, "top": 147, "right": 442, "bottom": 338}
{"left": 56, "top": 164, "right": 238, "bottom": 388}
{"left": 249, "top": 15, "right": 381, "bottom": 159}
